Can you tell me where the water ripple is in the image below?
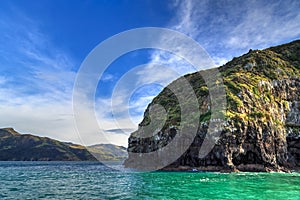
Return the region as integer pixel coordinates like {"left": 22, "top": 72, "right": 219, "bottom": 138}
{"left": 0, "top": 162, "right": 299, "bottom": 199}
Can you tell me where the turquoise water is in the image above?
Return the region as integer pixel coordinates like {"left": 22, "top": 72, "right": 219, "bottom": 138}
{"left": 0, "top": 162, "right": 299, "bottom": 199}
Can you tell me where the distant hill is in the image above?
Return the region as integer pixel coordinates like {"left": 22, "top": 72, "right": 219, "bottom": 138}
{"left": 87, "top": 144, "right": 128, "bottom": 161}
{"left": 0, "top": 128, "right": 97, "bottom": 161}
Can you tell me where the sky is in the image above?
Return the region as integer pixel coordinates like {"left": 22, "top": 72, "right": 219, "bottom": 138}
{"left": 0, "top": 0, "right": 300, "bottom": 147}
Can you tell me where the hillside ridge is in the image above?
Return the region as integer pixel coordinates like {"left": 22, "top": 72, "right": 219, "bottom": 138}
{"left": 0, "top": 128, "right": 127, "bottom": 161}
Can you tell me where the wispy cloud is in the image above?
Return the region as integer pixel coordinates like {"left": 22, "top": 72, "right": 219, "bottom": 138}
{"left": 105, "top": 0, "right": 212, "bottom": 133}
{"left": 225, "top": 0, "right": 300, "bottom": 50}
{"left": 105, "top": 128, "right": 136, "bottom": 134}
{"left": 0, "top": 6, "right": 80, "bottom": 143}
{"left": 169, "top": 0, "right": 300, "bottom": 59}
{"left": 101, "top": 73, "right": 115, "bottom": 82}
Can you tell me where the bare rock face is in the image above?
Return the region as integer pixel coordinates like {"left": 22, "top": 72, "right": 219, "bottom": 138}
{"left": 124, "top": 40, "right": 300, "bottom": 172}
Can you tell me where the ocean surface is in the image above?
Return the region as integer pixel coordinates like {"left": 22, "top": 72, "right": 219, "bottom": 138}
{"left": 0, "top": 162, "right": 299, "bottom": 200}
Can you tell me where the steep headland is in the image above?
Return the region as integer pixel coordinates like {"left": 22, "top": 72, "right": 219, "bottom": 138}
{"left": 125, "top": 40, "right": 300, "bottom": 172}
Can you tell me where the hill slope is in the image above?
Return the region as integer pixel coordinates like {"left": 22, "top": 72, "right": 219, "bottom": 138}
{"left": 125, "top": 40, "right": 300, "bottom": 172}
{"left": 0, "top": 128, "right": 97, "bottom": 161}
{"left": 87, "top": 144, "right": 127, "bottom": 161}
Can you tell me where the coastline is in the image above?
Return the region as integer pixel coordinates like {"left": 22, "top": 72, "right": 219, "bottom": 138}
{"left": 159, "top": 165, "right": 300, "bottom": 173}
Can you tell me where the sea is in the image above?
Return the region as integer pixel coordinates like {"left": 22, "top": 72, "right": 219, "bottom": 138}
{"left": 0, "top": 162, "right": 299, "bottom": 200}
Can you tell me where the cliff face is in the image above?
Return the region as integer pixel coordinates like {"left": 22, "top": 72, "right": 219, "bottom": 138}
{"left": 0, "top": 128, "right": 97, "bottom": 161}
{"left": 125, "top": 40, "right": 300, "bottom": 172}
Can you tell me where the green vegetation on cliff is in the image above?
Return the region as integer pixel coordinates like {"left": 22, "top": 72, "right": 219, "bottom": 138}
{"left": 126, "top": 40, "right": 300, "bottom": 172}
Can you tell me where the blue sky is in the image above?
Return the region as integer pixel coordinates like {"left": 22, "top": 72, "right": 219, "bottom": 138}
{"left": 0, "top": 0, "right": 300, "bottom": 146}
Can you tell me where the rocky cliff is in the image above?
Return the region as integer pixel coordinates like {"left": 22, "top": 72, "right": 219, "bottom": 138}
{"left": 125, "top": 40, "right": 300, "bottom": 172}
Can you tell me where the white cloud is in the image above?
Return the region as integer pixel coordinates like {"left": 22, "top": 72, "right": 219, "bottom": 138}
{"left": 225, "top": 0, "right": 300, "bottom": 50}
{"left": 86, "top": 1, "right": 215, "bottom": 146}
{"left": 101, "top": 73, "right": 115, "bottom": 82}
{"left": 212, "top": 56, "right": 229, "bottom": 66}
{"left": 164, "top": 0, "right": 300, "bottom": 64}
{"left": 0, "top": 103, "right": 77, "bottom": 142}
{"left": 0, "top": 8, "right": 81, "bottom": 145}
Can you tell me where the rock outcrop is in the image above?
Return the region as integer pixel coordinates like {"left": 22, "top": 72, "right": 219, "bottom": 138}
{"left": 125, "top": 40, "right": 300, "bottom": 172}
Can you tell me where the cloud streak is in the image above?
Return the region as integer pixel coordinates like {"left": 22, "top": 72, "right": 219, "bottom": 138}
{"left": 0, "top": 6, "right": 82, "bottom": 144}
{"left": 170, "top": 0, "right": 300, "bottom": 59}
{"left": 226, "top": 0, "right": 300, "bottom": 49}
